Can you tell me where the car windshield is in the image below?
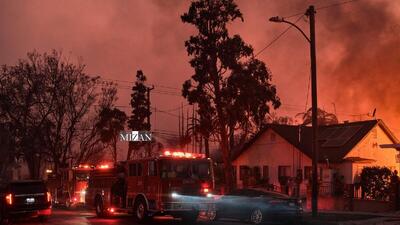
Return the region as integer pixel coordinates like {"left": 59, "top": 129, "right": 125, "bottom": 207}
{"left": 161, "top": 160, "right": 210, "bottom": 179}
{"left": 9, "top": 182, "right": 46, "bottom": 194}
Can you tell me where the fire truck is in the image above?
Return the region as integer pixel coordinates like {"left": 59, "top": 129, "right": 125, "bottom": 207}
{"left": 47, "top": 164, "right": 93, "bottom": 207}
{"left": 86, "top": 150, "right": 215, "bottom": 223}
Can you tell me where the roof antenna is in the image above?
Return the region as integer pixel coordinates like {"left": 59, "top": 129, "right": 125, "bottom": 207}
{"left": 372, "top": 108, "right": 376, "bottom": 118}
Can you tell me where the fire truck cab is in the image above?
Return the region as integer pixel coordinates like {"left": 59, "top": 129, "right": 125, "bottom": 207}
{"left": 86, "top": 151, "right": 215, "bottom": 223}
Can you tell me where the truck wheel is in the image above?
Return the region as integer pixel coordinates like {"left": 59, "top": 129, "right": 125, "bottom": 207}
{"left": 95, "top": 199, "right": 105, "bottom": 218}
{"left": 181, "top": 211, "right": 199, "bottom": 223}
{"left": 133, "top": 198, "right": 148, "bottom": 223}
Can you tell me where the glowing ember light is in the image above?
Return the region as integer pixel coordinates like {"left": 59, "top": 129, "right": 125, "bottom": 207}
{"left": 45, "top": 169, "right": 53, "bottom": 173}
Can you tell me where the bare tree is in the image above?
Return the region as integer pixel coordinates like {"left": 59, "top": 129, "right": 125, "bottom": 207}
{"left": 0, "top": 50, "right": 119, "bottom": 178}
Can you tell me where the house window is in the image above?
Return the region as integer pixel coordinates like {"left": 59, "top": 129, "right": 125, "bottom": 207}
{"left": 253, "top": 166, "right": 261, "bottom": 180}
{"left": 278, "top": 166, "right": 291, "bottom": 177}
{"left": 239, "top": 166, "right": 250, "bottom": 181}
{"left": 262, "top": 166, "right": 269, "bottom": 179}
{"left": 304, "top": 166, "right": 312, "bottom": 180}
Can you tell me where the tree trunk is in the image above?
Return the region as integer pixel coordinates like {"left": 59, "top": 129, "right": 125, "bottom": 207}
{"left": 229, "top": 125, "right": 235, "bottom": 153}
{"left": 204, "top": 137, "right": 210, "bottom": 158}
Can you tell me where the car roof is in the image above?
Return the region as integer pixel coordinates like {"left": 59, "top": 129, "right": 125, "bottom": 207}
{"left": 234, "top": 188, "right": 290, "bottom": 198}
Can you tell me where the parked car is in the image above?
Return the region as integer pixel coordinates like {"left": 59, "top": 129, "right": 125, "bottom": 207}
{"left": 0, "top": 180, "right": 52, "bottom": 224}
{"left": 212, "top": 188, "right": 303, "bottom": 224}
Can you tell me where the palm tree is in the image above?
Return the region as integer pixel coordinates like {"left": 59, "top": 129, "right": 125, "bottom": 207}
{"left": 296, "top": 107, "right": 338, "bottom": 126}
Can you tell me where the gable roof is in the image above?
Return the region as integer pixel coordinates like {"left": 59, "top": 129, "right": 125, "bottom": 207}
{"left": 233, "top": 119, "right": 398, "bottom": 163}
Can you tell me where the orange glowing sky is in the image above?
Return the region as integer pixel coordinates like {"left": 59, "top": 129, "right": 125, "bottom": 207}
{"left": 1, "top": 0, "right": 400, "bottom": 138}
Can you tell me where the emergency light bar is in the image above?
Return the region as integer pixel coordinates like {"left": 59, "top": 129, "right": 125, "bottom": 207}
{"left": 72, "top": 164, "right": 95, "bottom": 170}
{"left": 98, "top": 164, "right": 110, "bottom": 169}
{"left": 162, "top": 150, "right": 205, "bottom": 159}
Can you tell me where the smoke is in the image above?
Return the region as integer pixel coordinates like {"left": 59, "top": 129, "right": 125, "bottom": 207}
{"left": 0, "top": 0, "right": 400, "bottom": 137}
{"left": 317, "top": 0, "right": 400, "bottom": 133}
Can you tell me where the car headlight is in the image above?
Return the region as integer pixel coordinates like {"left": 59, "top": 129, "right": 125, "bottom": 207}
{"left": 171, "top": 192, "right": 179, "bottom": 198}
{"left": 206, "top": 193, "right": 213, "bottom": 198}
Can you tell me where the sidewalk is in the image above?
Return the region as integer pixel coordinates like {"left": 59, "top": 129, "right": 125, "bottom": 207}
{"left": 302, "top": 210, "right": 400, "bottom": 225}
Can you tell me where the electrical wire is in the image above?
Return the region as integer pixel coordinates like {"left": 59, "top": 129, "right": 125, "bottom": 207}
{"left": 254, "top": 15, "right": 304, "bottom": 57}
{"left": 284, "top": 0, "right": 361, "bottom": 19}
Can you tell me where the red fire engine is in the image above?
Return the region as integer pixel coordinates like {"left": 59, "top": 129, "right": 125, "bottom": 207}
{"left": 86, "top": 150, "right": 215, "bottom": 223}
{"left": 47, "top": 164, "right": 93, "bottom": 207}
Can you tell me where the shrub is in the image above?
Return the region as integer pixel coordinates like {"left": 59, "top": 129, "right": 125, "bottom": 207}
{"left": 360, "top": 166, "right": 393, "bottom": 200}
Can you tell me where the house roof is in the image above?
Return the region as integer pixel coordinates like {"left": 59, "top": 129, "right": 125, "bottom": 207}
{"left": 233, "top": 119, "right": 399, "bottom": 163}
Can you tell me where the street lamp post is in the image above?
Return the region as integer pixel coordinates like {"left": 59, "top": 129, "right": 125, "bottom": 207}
{"left": 270, "top": 5, "right": 319, "bottom": 217}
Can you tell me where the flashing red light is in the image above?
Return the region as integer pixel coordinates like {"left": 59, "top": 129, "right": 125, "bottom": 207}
{"left": 99, "top": 164, "right": 109, "bottom": 169}
{"left": 201, "top": 183, "right": 211, "bottom": 194}
{"left": 5, "top": 193, "right": 12, "bottom": 205}
{"left": 162, "top": 150, "right": 205, "bottom": 159}
{"left": 164, "top": 150, "right": 171, "bottom": 156}
{"left": 108, "top": 207, "right": 115, "bottom": 213}
{"left": 73, "top": 197, "right": 77, "bottom": 202}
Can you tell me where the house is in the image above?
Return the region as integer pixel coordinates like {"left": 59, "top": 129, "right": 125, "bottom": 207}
{"left": 232, "top": 119, "right": 400, "bottom": 197}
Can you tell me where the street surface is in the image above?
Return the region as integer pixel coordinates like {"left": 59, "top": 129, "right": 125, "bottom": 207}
{"left": 9, "top": 208, "right": 400, "bottom": 225}
{"left": 8, "top": 208, "right": 293, "bottom": 225}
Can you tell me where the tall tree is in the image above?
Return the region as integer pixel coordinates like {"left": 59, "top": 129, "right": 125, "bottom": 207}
{"left": 75, "top": 82, "right": 119, "bottom": 165}
{"left": 181, "top": 0, "right": 280, "bottom": 190}
{"left": 127, "top": 70, "right": 151, "bottom": 159}
{"left": 96, "top": 107, "right": 127, "bottom": 162}
{"left": 297, "top": 107, "right": 338, "bottom": 126}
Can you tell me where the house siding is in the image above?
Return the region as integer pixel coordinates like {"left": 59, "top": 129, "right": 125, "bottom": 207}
{"left": 232, "top": 129, "right": 312, "bottom": 190}
{"left": 344, "top": 124, "right": 400, "bottom": 183}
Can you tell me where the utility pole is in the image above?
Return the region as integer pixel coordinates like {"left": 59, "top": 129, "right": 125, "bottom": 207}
{"left": 146, "top": 85, "right": 154, "bottom": 126}
{"left": 146, "top": 85, "right": 154, "bottom": 157}
{"left": 270, "top": 7, "right": 319, "bottom": 216}
{"left": 307, "top": 5, "right": 319, "bottom": 217}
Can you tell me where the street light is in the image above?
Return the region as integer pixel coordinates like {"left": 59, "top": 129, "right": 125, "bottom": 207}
{"left": 269, "top": 16, "right": 311, "bottom": 43}
{"left": 269, "top": 6, "right": 319, "bottom": 217}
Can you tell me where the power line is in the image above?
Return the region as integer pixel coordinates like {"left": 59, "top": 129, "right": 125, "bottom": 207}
{"left": 255, "top": 0, "right": 362, "bottom": 57}
{"left": 254, "top": 15, "right": 304, "bottom": 57}
{"left": 100, "top": 77, "right": 181, "bottom": 91}
{"left": 284, "top": 0, "right": 361, "bottom": 19}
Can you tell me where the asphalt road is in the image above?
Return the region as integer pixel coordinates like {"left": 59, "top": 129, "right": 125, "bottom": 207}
{"left": 8, "top": 208, "right": 291, "bottom": 225}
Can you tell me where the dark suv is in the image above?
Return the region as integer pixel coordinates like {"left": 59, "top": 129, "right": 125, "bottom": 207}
{"left": 0, "top": 180, "right": 52, "bottom": 223}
